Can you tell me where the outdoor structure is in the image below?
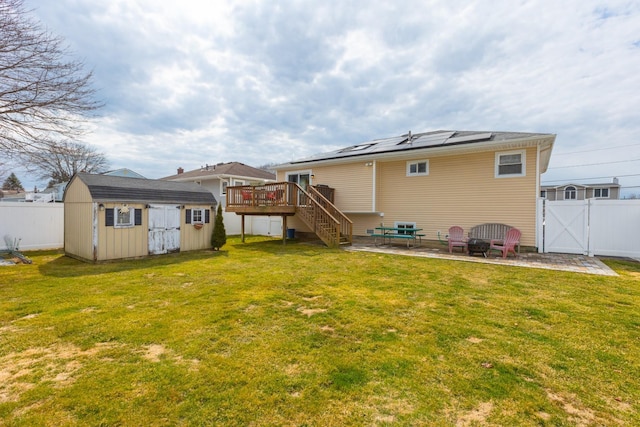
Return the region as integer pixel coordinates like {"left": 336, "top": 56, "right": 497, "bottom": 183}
{"left": 162, "top": 162, "right": 280, "bottom": 236}
{"left": 64, "top": 172, "right": 217, "bottom": 262}
{"left": 540, "top": 178, "right": 620, "bottom": 201}
{"left": 263, "top": 130, "right": 556, "bottom": 248}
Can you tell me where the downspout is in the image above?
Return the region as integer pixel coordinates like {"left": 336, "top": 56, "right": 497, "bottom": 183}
{"left": 372, "top": 160, "right": 377, "bottom": 212}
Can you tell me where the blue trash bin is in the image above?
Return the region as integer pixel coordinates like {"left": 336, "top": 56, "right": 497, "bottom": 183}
{"left": 286, "top": 228, "right": 295, "bottom": 239}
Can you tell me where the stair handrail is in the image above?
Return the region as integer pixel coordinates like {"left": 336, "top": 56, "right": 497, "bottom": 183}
{"left": 307, "top": 185, "right": 353, "bottom": 244}
{"left": 291, "top": 183, "right": 345, "bottom": 247}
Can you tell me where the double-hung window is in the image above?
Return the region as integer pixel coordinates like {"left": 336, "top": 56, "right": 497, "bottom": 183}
{"left": 191, "top": 208, "right": 205, "bottom": 224}
{"left": 594, "top": 188, "right": 609, "bottom": 198}
{"left": 406, "top": 160, "right": 429, "bottom": 176}
{"left": 495, "top": 150, "right": 525, "bottom": 177}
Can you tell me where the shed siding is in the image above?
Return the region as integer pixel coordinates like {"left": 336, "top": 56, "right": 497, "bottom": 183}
{"left": 181, "top": 205, "right": 215, "bottom": 251}
{"left": 97, "top": 203, "right": 148, "bottom": 260}
{"left": 64, "top": 179, "right": 95, "bottom": 260}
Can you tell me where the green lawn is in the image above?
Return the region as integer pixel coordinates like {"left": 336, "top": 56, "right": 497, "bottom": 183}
{"left": 1, "top": 237, "right": 638, "bottom": 426}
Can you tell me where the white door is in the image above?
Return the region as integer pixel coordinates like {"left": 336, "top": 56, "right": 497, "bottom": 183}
{"left": 148, "top": 204, "right": 181, "bottom": 254}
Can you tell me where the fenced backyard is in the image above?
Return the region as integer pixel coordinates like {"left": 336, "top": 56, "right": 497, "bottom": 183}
{"left": 0, "top": 237, "right": 638, "bottom": 425}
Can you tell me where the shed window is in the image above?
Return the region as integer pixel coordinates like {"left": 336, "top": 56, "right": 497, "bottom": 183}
{"left": 115, "top": 206, "right": 134, "bottom": 228}
{"left": 105, "top": 207, "right": 141, "bottom": 227}
{"left": 406, "top": 160, "right": 429, "bottom": 176}
{"left": 186, "top": 208, "right": 210, "bottom": 224}
{"left": 495, "top": 150, "right": 525, "bottom": 177}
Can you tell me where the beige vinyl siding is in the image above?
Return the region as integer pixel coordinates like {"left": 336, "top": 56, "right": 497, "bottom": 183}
{"left": 377, "top": 147, "right": 538, "bottom": 246}
{"left": 181, "top": 205, "right": 214, "bottom": 251}
{"left": 63, "top": 180, "right": 95, "bottom": 260}
{"left": 97, "top": 203, "right": 147, "bottom": 260}
{"left": 308, "top": 163, "right": 374, "bottom": 211}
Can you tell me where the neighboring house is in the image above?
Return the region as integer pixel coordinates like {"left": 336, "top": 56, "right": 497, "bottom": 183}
{"left": 540, "top": 178, "right": 620, "bottom": 201}
{"left": 64, "top": 172, "right": 217, "bottom": 262}
{"left": 270, "top": 130, "right": 556, "bottom": 248}
{"left": 162, "top": 162, "right": 280, "bottom": 236}
{"left": 103, "top": 168, "right": 146, "bottom": 179}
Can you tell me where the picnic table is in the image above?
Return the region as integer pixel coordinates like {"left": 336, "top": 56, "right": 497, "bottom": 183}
{"left": 371, "top": 227, "right": 425, "bottom": 248}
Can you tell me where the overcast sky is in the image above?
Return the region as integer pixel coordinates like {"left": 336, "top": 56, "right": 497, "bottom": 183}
{"left": 20, "top": 0, "right": 640, "bottom": 196}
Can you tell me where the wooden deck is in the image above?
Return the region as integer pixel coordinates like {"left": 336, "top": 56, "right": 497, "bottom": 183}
{"left": 226, "top": 182, "right": 352, "bottom": 247}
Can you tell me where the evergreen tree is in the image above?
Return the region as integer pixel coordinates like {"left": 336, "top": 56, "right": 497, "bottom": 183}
{"left": 2, "top": 172, "right": 24, "bottom": 191}
{"left": 211, "top": 204, "right": 227, "bottom": 250}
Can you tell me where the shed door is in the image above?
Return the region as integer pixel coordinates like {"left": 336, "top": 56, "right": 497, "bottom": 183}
{"left": 148, "top": 204, "right": 181, "bottom": 255}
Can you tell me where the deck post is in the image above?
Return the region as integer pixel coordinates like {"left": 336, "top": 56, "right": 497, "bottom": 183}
{"left": 241, "top": 214, "right": 245, "bottom": 243}
{"left": 282, "top": 215, "right": 287, "bottom": 245}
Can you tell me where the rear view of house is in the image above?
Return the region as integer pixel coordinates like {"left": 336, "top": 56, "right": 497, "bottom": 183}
{"left": 270, "top": 130, "right": 556, "bottom": 248}
{"left": 64, "top": 173, "right": 217, "bottom": 262}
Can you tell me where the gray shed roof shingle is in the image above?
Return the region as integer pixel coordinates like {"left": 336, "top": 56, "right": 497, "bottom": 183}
{"left": 69, "top": 173, "right": 217, "bottom": 204}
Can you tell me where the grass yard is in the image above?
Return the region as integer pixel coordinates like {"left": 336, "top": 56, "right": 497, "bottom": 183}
{"left": 1, "top": 236, "right": 639, "bottom": 426}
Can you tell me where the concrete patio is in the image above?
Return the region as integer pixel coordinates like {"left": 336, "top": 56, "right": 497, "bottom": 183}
{"left": 345, "top": 237, "right": 618, "bottom": 276}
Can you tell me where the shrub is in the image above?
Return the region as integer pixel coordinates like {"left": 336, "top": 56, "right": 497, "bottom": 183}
{"left": 211, "top": 204, "right": 226, "bottom": 250}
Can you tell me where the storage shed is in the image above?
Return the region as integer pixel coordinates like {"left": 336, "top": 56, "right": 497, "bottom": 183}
{"left": 64, "top": 172, "right": 217, "bottom": 262}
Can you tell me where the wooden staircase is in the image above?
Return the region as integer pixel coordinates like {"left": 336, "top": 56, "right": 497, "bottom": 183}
{"left": 294, "top": 185, "right": 352, "bottom": 247}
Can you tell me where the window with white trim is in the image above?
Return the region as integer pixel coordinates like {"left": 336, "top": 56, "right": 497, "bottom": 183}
{"left": 540, "top": 190, "right": 547, "bottom": 198}
{"left": 594, "top": 188, "right": 609, "bottom": 198}
{"left": 221, "top": 181, "right": 228, "bottom": 194}
{"left": 406, "top": 160, "right": 429, "bottom": 176}
{"left": 192, "top": 208, "right": 205, "bottom": 224}
{"left": 564, "top": 186, "right": 577, "bottom": 200}
{"left": 115, "top": 206, "right": 134, "bottom": 228}
{"left": 495, "top": 150, "right": 525, "bottom": 177}
{"left": 394, "top": 221, "right": 417, "bottom": 235}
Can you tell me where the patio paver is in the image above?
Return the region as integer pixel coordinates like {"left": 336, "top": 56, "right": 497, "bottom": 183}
{"left": 345, "top": 240, "right": 618, "bottom": 276}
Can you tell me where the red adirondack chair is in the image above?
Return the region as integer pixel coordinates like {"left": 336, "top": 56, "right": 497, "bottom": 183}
{"left": 448, "top": 226, "right": 468, "bottom": 253}
{"left": 490, "top": 228, "right": 521, "bottom": 258}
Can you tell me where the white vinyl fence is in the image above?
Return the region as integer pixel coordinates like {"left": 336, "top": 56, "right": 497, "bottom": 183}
{"left": 538, "top": 199, "right": 640, "bottom": 258}
{"left": 0, "top": 203, "right": 282, "bottom": 252}
{"left": 0, "top": 202, "right": 64, "bottom": 250}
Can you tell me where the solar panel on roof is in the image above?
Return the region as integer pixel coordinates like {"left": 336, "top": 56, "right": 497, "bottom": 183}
{"left": 445, "top": 132, "right": 492, "bottom": 144}
{"left": 410, "top": 131, "right": 455, "bottom": 147}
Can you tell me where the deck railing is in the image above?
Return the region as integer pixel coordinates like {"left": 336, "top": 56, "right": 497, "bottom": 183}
{"left": 226, "top": 182, "right": 352, "bottom": 247}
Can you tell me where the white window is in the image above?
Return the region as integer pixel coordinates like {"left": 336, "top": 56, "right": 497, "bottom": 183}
{"left": 394, "top": 221, "right": 417, "bottom": 235}
{"left": 115, "top": 206, "right": 133, "bottom": 228}
{"left": 221, "top": 181, "right": 228, "bottom": 194}
{"left": 406, "top": 160, "right": 429, "bottom": 176}
{"left": 594, "top": 188, "right": 609, "bottom": 198}
{"left": 564, "top": 186, "right": 577, "bottom": 200}
{"left": 495, "top": 150, "right": 525, "bottom": 177}
{"left": 192, "top": 208, "right": 205, "bottom": 224}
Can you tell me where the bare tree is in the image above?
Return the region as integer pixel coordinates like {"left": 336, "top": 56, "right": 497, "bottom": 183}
{"left": 0, "top": 0, "right": 101, "bottom": 159}
{"left": 26, "top": 140, "right": 109, "bottom": 185}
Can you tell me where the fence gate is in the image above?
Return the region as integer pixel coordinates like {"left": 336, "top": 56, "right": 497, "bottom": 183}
{"left": 148, "top": 204, "right": 181, "bottom": 254}
{"left": 543, "top": 200, "right": 589, "bottom": 255}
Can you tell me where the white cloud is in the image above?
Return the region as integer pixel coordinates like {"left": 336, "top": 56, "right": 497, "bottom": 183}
{"left": 14, "top": 0, "right": 640, "bottom": 196}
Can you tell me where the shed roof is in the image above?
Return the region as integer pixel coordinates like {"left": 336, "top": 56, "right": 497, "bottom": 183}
{"left": 68, "top": 172, "right": 217, "bottom": 204}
